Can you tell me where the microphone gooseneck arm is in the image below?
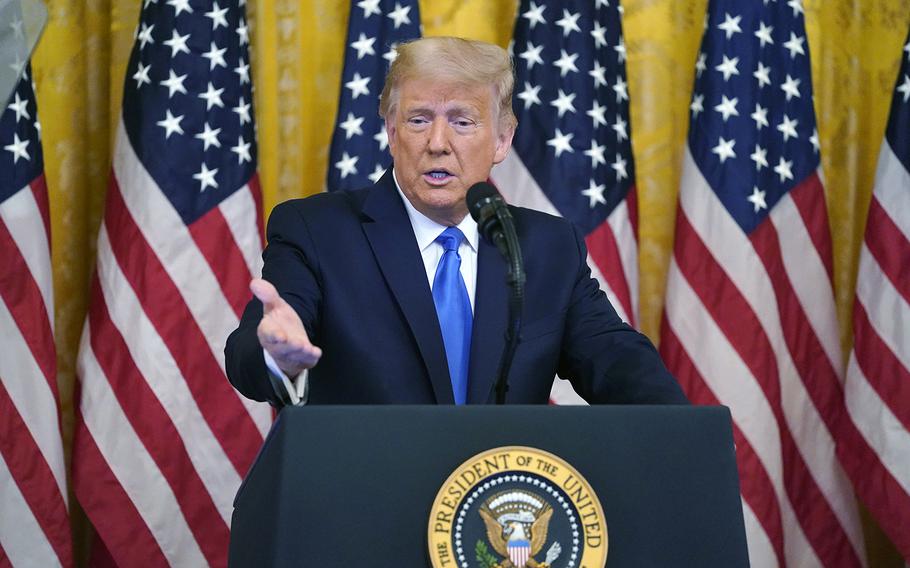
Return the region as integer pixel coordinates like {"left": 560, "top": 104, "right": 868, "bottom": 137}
{"left": 495, "top": 205, "right": 524, "bottom": 405}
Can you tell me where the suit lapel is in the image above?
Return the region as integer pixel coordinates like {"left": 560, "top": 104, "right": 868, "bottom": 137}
{"left": 466, "top": 238, "right": 508, "bottom": 404}
{"left": 361, "top": 172, "right": 455, "bottom": 404}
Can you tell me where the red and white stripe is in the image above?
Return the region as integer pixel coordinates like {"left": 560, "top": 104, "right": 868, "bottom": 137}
{"left": 508, "top": 542, "right": 531, "bottom": 568}
{"left": 72, "top": 120, "right": 272, "bottom": 566}
{"left": 839, "top": 139, "right": 910, "bottom": 561}
{"left": 492, "top": 153, "right": 638, "bottom": 406}
{"left": 661, "top": 147, "right": 866, "bottom": 567}
{"left": 0, "top": 175, "right": 73, "bottom": 567}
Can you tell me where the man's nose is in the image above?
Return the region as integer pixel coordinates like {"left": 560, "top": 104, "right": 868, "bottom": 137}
{"left": 426, "top": 118, "right": 451, "bottom": 154}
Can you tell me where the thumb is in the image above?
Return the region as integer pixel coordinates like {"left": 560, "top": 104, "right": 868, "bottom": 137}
{"left": 250, "top": 278, "right": 282, "bottom": 311}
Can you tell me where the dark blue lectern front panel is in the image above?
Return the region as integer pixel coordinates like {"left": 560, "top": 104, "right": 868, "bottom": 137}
{"left": 230, "top": 405, "right": 748, "bottom": 567}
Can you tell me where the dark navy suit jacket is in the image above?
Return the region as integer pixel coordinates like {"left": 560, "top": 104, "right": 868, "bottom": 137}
{"left": 225, "top": 170, "right": 687, "bottom": 406}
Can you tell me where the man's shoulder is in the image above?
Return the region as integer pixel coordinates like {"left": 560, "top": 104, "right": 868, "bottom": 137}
{"left": 504, "top": 205, "right": 587, "bottom": 263}
{"left": 509, "top": 204, "right": 566, "bottom": 224}
{"left": 270, "top": 186, "right": 373, "bottom": 223}
{"left": 509, "top": 204, "right": 578, "bottom": 239}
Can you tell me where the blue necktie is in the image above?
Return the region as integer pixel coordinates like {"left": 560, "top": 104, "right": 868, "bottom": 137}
{"left": 432, "top": 227, "right": 472, "bottom": 405}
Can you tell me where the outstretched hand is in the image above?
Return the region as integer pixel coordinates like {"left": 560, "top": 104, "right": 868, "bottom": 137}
{"left": 251, "top": 278, "right": 322, "bottom": 376}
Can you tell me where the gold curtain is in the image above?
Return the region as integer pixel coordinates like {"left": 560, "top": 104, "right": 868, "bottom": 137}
{"left": 30, "top": 0, "right": 908, "bottom": 564}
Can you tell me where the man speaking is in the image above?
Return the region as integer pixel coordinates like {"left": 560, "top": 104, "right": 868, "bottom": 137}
{"left": 225, "top": 37, "right": 687, "bottom": 407}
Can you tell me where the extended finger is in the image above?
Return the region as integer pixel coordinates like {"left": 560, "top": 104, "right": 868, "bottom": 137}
{"left": 269, "top": 343, "right": 322, "bottom": 368}
{"left": 250, "top": 278, "right": 282, "bottom": 311}
{"left": 259, "top": 324, "right": 318, "bottom": 354}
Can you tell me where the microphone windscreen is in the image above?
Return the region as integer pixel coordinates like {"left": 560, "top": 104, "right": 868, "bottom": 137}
{"left": 466, "top": 182, "right": 501, "bottom": 223}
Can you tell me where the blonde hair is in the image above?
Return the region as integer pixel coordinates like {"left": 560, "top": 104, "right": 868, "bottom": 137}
{"left": 378, "top": 36, "right": 517, "bottom": 132}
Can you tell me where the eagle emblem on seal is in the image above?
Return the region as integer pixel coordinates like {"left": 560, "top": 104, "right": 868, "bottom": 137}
{"left": 478, "top": 489, "right": 563, "bottom": 568}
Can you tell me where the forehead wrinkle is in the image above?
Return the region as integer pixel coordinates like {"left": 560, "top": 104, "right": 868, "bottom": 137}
{"left": 401, "top": 100, "right": 485, "bottom": 120}
{"left": 403, "top": 98, "right": 490, "bottom": 123}
{"left": 398, "top": 81, "right": 493, "bottom": 115}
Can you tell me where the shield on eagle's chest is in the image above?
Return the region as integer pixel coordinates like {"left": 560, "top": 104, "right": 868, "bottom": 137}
{"left": 508, "top": 539, "right": 531, "bottom": 568}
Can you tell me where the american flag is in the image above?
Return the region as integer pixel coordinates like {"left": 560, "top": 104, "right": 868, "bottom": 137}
{"left": 0, "top": 66, "right": 73, "bottom": 567}
{"left": 326, "top": 0, "right": 421, "bottom": 191}
{"left": 71, "top": 0, "right": 272, "bottom": 565}
{"left": 490, "top": 0, "right": 637, "bottom": 405}
{"left": 839, "top": 27, "right": 910, "bottom": 562}
{"left": 659, "top": 1, "right": 866, "bottom": 566}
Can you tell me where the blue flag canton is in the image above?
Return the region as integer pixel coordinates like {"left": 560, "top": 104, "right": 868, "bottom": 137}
{"left": 122, "top": 0, "right": 257, "bottom": 226}
{"left": 689, "top": 0, "right": 820, "bottom": 234}
{"left": 511, "top": 0, "right": 634, "bottom": 236}
{"left": 886, "top": 29, "right": 910, "bottom": 174}
{"left": 1, "top": 65, "right": 44, "bottom": 204}
{"left": 327, "top": 0, "right": 421, "bottom": 192}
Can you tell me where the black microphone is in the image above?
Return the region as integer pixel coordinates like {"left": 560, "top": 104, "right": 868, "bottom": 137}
{"left": 466, "top": 182, "right": 525, "bottom": 405}
{"left": 466, "top": 182, "right": 525, "bottom": 290}
{"left": 466, "top": 182, "right": 511, "bottom": 258}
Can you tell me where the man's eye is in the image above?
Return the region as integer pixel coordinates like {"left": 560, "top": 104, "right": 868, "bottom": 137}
{"left": 408, "top": 117, "right": 429, "bottom": 125}
{"left": 453, "top": 119, "right": 475, "bottom": 128}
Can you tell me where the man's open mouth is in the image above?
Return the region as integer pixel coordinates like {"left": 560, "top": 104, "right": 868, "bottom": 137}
{"left": 424, "top": 169, "right": 453, "bottom": 182}
{"left": 426, "top": 170, "right": 452, "bottom": 180}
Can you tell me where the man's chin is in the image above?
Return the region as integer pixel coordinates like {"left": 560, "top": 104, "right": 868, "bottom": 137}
{"left": 417, "top": 174, "right": 465, "bottom": 192}
{"left": 416, "top": 182, "right": 466, "bottom": 200}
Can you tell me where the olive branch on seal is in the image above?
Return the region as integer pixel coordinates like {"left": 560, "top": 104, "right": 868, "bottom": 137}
{"left": 475, "top": 540, "right": 499, "bottom": 568}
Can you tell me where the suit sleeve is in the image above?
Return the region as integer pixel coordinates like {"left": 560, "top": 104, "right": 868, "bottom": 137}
{"left": 224, "top": 201, "right": 323, "bottom": 404}
{"left": 557, "top": 225, "right": 689, "bottom": 405}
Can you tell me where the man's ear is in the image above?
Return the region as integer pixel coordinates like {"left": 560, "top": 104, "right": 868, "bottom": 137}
{"left": 492, "top": 125, "right": 515, "bottom": 165}
{"left": 384, "top": 114, "right": 397, "bottom": 153}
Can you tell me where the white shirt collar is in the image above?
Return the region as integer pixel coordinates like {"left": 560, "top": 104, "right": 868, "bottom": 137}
{"left": 392, "top": 168, "right": 479, "bottom": 253}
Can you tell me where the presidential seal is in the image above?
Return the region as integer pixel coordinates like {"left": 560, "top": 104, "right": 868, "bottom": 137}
{"left": 428, "top": 446, "right": 607, "bottom": 568}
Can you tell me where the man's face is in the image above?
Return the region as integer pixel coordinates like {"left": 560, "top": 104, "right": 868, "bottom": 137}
{"left": 386, "top": 78, "right": 514, "bottom": 226}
